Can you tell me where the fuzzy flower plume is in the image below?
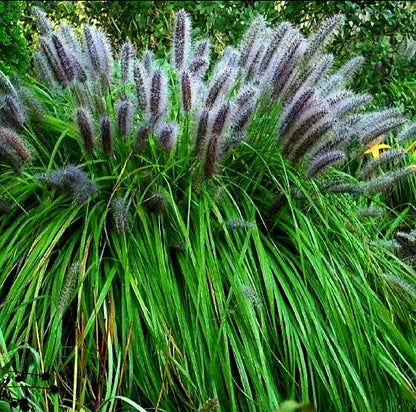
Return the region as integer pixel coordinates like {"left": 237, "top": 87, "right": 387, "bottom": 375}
{"left": 307, "top": 150, "right": 346, "bottom": 178}
{"left": 158, "top": 122, "right": 178, "bottom": 152}
{"left": 57, "top": 262, "right": 80, "bottom": 315}
{"left": 36, "top": 165, "right": 98, "bottom": 204}
{"left": 205, "top": 68, "right": 234, "bottom": 109}
{"left": 0, "top": 127, "right": 31, "bottom": 171}
{"left": 1, "top": 95, "right": 27, "bottom": 129}
{"left": 142, "top": 49, "right": 154, "bottom": 73}
{"left": 120, "top": 42, "right": 134, "bottom": 84}
{"left": 180, "top": 71, "right": 193, "bottom": 112}
{"left": 194, "top": 108, "right": 209, "bottom": 157}
{"left": 305, "top": 14, "right": 344, "bottom": 61}
{"left": 149, "top": 67, "right": 168, "bottom": 122}
{"left": 32, "top": 6, "right": 53, "bottom": 36}
{"left": 136, "top": 122, "right": 151, "bottom": 152}
{"left": 133, "top": 62, "right": 148, "bottom": 112}
{"left": 75, "top": 108, "right": 95, "bottom": 153}
{"left": 172, "top": 9, "right": 192, "bottom": 71}
{"left": 110, "top": 197, "right": 132, "bottom": 233}
{"left": 52, "top": 33, "right": 76, "bottom": 82}
{"left": 100, "top": 116, "right": 113, "bottom": 158}
{"left": 117, "top": 99, "right": 134, "bottom": 137}
{"left": 40, "top": 36, "right": 68, "bottom": 87}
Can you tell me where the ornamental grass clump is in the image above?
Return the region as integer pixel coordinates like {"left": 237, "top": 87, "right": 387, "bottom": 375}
{"left": 1, "top": 8, "right": 416, "bottom": 412}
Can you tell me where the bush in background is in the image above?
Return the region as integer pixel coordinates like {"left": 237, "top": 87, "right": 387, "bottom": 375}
{"left": 0, "top": 1, "right": 30, "bottom": 75}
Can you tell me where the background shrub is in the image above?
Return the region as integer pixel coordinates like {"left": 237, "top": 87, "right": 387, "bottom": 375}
{"left": 0, "top": 1, "right": 30, "bottom": 75}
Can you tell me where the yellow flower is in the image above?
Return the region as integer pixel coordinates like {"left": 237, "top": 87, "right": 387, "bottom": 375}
{"left": 364, "top": 143, "right": 391, "bottom": 159}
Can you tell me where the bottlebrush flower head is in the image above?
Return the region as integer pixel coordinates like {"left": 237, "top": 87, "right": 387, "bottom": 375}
{"left": 157, "top": 122, "right": 178, "bottom": 152}
{"left": 75, "top": 108, "right": 95, "bottom": 153}
{"left": 0, "top": 71, "right": 17, "bottom": 97}
{"left": 120, "top": 42, "right": 135, "bottom": 84}
{"left": 1, "top": 95, "right": 26, "bottom": 130}
{"left": 133, "top": 62, "right": 148, "bottom": 112}
{"left": 52, "top": 33, "right": 76, "bottom": 82}
{"left": 211, "top": 102, "right": 231, "bottom": 137}
{"left": 0, "top": 127, "right": 31, "bottom": 166}
{"left": 110, "top": 197, "right": 132, "bottom": 233}
{"left": 36, "top": 165, "right": 98, "bottom": 204}
{"left": 57, "top": 262, "right": 80, "bottom": 315}
{"left": 307, "top": 150, "right": 346, "bottom": 178}
{"left": 172, "top": 9, "right": 192, "bottom": 71}
{"left": 238, "top": 15, "right": 267, "bottom": 69}
{"left": 180, "top": 71, "right": 193, "bottom": 112}
{"left": 192, "top": 38, "right": 211, "bottom": 60}
{"left": 304, "top": 14, "right": 344, "bottom": 61}
{"left": 117, "top": 99, "right": 134, "bottom": 137}
{"left": 100, "top": 116, "right": 113, "bottom": 158}
{"left": 136, "top": 122, "right": 151, "bottom": 152}
{"left": 141, "top": 49, "right": 154, "bottom": 74}
{"left": 149, "top": 67, "right": 168, "bottom": 122}
{"left": 32, "top": 6, "right": 53, "bottom": 36}
{"left": 40, "top": 36, "right": 68, "bottom": 87}
{"left": 205, "top": 68, "right": 234, "bottom": 109}
{"left": 194, "top": 108, "right": 209, "bottom": 157}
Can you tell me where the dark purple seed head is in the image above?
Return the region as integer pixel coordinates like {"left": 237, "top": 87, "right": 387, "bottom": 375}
{"left": 146, "top": 190, "right": 168, "bottom": 214}
{"left": 100, "top": 116, "right": 113, "bottom": 158}
{"left": 117, "top": 99, "right": 134, "bottom": 137}
{"left": 0, "top": 71, "right": 17, "bottom": 96}
{"left": 181, "top": 71, "right": 192, "bottom": 112}
{"left": 74, "top": 60, "right": 88, "bottom": 82}
{"left": 0, "top": 141, "right": 24, "bottom": 172}
{"left": 149, "top": 68, "right": 168, "bottom": 120}
{"left": 36, "top": 165, "right": 98, "bottom": 203}
{"left": 52, "top": 34, "right": 76, "bottom": 82}
{"left": 158, "top": 122, "right": 178, "bottom": 152}
{"left": 83, "top": 25, "right": 101, "bottom": 73}
{"left": 33, "top": 51, "right": 56, "bottom": 87}
{"left": 212, "top": 102, "right": 231, "bottom": 137}
{"left": 142, "top": 49, "right": 154, "bottom": 73}
{"left": 40, "top": 37, "right": 67, "bottom": 87}
{"left": 187, "top": 58, "right": 208, "bottom": 78}
{"left": 194, "top": 108, "right": 209, "bottom": 157}
{"left": 232, "top": 103, "right": 255, "bottom": 135}
{"left": 307, "top": 150, "right": 346, "bottom": 178}
{"left": 2, "top": 95, "right": 26, "bottom": 129}
{"left": 75, "top": 108, "right": 95, "bottom": 153}
{"left": 204, "top": 134, "right": 221, "bottom": 180}
{"left": 172, "top": 9, "right": 192, "bottom": 71}
{"left": 193, "top": 39, "right": 211, "bottom": 60}
{"left": 0, "top": 127, "right": 31, "bottom": 162}
{"left": 205, "top": 68, "right": 233, "bottom": 109}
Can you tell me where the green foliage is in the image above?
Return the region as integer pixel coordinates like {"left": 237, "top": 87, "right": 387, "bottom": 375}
{"left": 0, "top": 1, "right": 29, "bottom": 75}
{"left": 2, "top": 5, "right": 416, "bottom": 412}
